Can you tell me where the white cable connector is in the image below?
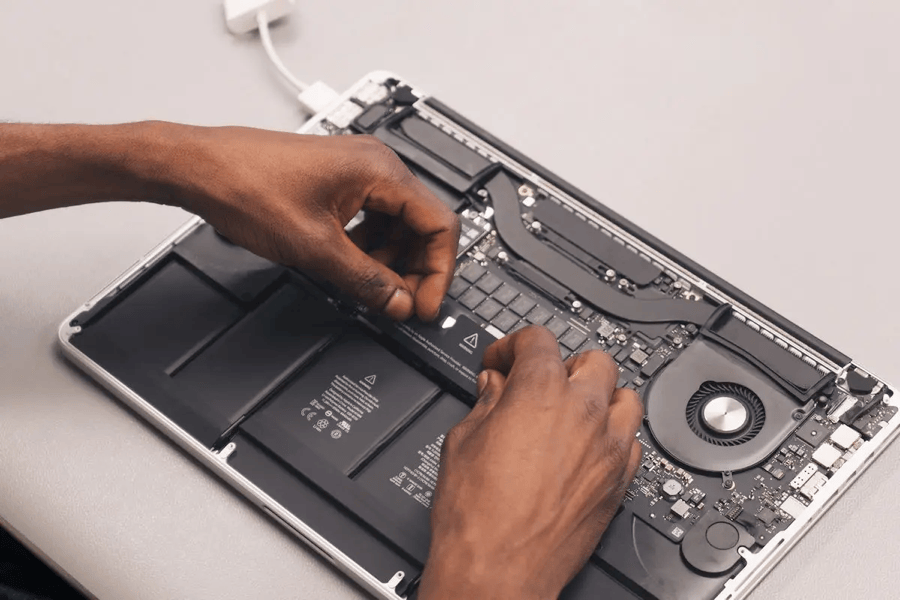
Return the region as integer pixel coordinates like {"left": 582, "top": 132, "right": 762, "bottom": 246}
{"left": 224, "top": 0, "right": 295, "bottom": 35}
{"left": 223, "top": 0, "right": 336, "bottom": 115}
{"left": 297, "top": 81, "right": 340, "bottom": 115}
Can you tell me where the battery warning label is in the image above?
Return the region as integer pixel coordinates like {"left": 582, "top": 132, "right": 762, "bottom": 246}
{"left": 320, "top": 374, "right": 379, "bottom": 428}
{"left": 242, "top": 330, "right": 438, "bottom": 475}
{"left": 299, "top": 372, "right": 376, "bottom": 441}
{"left": 390, "top": 314, "right": 487, "bottom": 394}
{"left": 389, "top": 433, "right": 445, "bottom": 509}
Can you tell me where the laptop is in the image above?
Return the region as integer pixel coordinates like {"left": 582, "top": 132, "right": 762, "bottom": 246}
{"left": 59, "top": 71, "right": 899, "bottom": 600}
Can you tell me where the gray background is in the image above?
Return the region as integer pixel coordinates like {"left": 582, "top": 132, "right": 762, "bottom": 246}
{"left": 1, "top": 1, "right": 898, "bottom": 598}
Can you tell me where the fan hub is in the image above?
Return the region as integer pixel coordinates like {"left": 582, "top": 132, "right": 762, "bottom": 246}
{"left": 701, "top": 396, "right": 749, "bottom": 434}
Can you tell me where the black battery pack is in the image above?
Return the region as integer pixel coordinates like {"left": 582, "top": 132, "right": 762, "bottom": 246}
{"left": 241, "top": 329, "right": 441, "bottom": 475}
{"left": 354, "top": 394, "right": 471, "bottom": 561}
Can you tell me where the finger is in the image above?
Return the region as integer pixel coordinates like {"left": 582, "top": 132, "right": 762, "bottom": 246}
{"left": 565, "top": 350, "right": 620, "bottom": 421}
{"left": 624, "top": 439, "right": 643, "bottom": 484}
{"left": 470, "top": 369, "right": 507, "bottom": 418}
{"left": 365, "top": 169, "right": 459, "bottom": 322}
{"left": 312, "top": 230, "right": 415, "bottom": 320}
{"left": 440, "top": 370, "right": 506, "bottom": 448}
{"left": 481, "top": 325, "right": 566, "bottom": 378}
{"left": 605, "top": 388, "right": 644, "bottom": 441}
{"left": 369, "top": 245, "right": 401, "bottom": 267}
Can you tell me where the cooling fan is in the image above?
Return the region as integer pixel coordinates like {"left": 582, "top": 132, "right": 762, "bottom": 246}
{"left": 685, "top": 381, "right": 766, "bottom": 447}
{"left": 645, "top": 340, "right": 812, "bottom": 473}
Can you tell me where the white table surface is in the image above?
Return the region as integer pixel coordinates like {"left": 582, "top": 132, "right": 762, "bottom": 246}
{"left": 1, "top": 1, "right": 898, "bottom": 599}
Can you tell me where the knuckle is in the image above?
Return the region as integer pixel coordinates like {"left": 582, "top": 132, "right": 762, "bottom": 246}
{"left": 443, "top": 420, "right": 471, "bottom": 451}
{"left": 523, "top": 356, "right": 566, "bottom": 383}
{"left": 517, "top": 324, "right": 558, "bottom": 349}
{"left": 617, "top": 388, "right": 645, "bottom": 421}
{"left": 366, "top": 143, "right": 408, "bottom": 180}
{"left": 354, "top": 134, "right": 385, "bottom": 149}
{"left": 583, "top": 349, "right": 619, "bottom": 382}
{"left": 353, "top": 264, "right": 391, "bottom": 304}
{"left": 604, "top": 436, "right": 633, "bottom": 468}
{"left": 442, "top": 208, "right": 461, "bottom": 235}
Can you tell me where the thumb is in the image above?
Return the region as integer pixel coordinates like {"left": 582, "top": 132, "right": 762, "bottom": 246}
{"left": 315, "top": 231, "right": 415, "bottom": 320}
{"left": 469, "top": 369, "right": 507, "bottom": 420}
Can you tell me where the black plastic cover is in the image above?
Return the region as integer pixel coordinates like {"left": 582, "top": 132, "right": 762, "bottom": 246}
{"left": 846, "top": 368, "right": 877, "bottom": 395}
{"left": 354, "top": 103, "right": 391, "bottom": 132}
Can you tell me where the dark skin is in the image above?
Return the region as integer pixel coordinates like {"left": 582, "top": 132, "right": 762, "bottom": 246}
{"left": 0, "top": 121, "right": 643, "bottom": 598}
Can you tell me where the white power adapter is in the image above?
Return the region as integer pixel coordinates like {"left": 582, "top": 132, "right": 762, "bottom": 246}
{"left": 223, "top": 0, "right": 338, "bottom": 115}
{"left": 224, "top": 0, "right": 295, "bottom": 35}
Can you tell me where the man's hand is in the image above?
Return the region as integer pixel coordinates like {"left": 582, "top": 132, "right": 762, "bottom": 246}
{"left": 418, "top": 327, "right": 644, "bottom": 600}
{"left": 0, "top": 122, "right": 459, "bottom": 322}
{"left": 167, "top": 126, "right": 459, "bottom": 321}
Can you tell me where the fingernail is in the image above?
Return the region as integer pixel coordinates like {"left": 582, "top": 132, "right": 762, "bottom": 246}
{"left": 384, "top": 288, "right": 414, "bottom": 320}
{"left": 476, "top": 371, "right": 489, "bottom": 396}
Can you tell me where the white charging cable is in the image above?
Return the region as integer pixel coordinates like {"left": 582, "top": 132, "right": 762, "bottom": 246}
{"left": 255, "top": 10, "right": 309, "bottom": 93}
{"left": 224, "top": 0, "right": 338, "bottom": 115}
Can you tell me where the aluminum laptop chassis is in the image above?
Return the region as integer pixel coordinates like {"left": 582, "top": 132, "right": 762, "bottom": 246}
{"left": 60, "top": 71, "right": 899, "bottom": 600}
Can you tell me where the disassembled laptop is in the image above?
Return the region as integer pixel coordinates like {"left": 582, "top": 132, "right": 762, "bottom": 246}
{"left": 61, "top": 72, "right": 898, "bottom": 600}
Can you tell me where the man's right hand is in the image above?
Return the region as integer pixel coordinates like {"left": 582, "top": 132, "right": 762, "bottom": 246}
{"left": 418, "top": 327, "right": 644, "bottom": 600}
{"left": 0, "top": 122, "right": 460, "bottom": 323}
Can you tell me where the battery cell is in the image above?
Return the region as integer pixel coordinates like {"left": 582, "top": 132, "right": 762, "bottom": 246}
{"left": 241, "top": 329, "right": 440, "bottom": 475}
{"left": 355, "top": 394, "right": 471, "bottom": 562}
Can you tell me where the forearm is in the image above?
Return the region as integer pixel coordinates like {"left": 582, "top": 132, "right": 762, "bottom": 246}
{"left": 0, "top": 121, "right": 184, "bottom": 219}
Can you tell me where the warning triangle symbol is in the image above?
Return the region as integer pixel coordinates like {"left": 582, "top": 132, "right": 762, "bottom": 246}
{"left": 463, "top": 333, "right": 479, "bottom": 348}
{"left": 364, "top": 374, "right": 377, "bottom": 385}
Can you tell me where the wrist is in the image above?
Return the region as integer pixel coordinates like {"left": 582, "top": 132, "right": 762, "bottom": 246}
{"left": 103, "top": 120, "right": 196, "bottom": 208}
{"left": 417, "top": 546, "right": 549, "bottom": 600}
